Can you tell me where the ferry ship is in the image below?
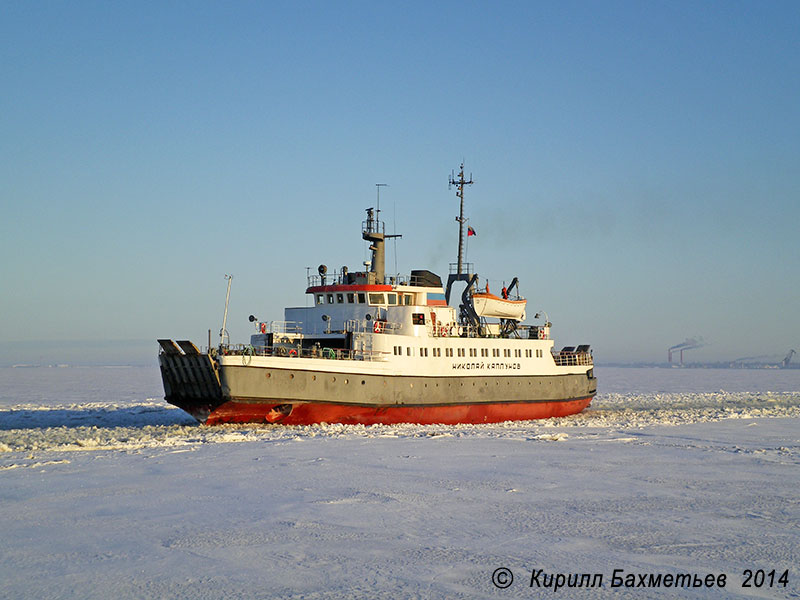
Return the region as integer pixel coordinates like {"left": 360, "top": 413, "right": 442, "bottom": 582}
{"left": 158, "top": 165, "right": 596, "bottom": 425}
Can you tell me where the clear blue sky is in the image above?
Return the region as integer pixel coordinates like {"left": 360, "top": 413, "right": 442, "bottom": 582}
{"left": 2, "top": 1, "right": 798, "bottom": 365}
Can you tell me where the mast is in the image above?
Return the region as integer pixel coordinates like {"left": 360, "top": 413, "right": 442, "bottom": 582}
{"left": 363, "top": 184, "right": 401, "bottom": 284}
{"left": 219, "top": 274, "right": 232, "bottom": 347}
{"left": 362, "top": 207, "right": 386, "bottom": 284}
{"left": 449, "top": 163, "right": 473, "bottom": 275}
{"left": 444, "top": 163, "right": 478, "bottom": 312}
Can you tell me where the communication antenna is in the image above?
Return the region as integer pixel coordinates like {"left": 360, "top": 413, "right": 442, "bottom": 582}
{"left": 376, "top": 183, "right": 400, "bottom": 277}
{"left": 375, "top": 183, "right": 388, "bottom": 221}
{"left": 448, "top": 162, "right": 474, "bottom": 275}
{"left": 392, "top": 190, "right": 399, "bottom": 277}
{"left": 373, "top": 183, "right": 402, "bottom": 280}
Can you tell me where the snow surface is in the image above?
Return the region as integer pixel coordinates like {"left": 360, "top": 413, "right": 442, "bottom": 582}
{"left": 0, "top": 367, "right": 798, "bottom": 599}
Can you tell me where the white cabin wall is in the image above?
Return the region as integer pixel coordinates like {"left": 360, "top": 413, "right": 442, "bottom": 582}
{"left": 285, "top": 305, "right": 381, "bottom": 334}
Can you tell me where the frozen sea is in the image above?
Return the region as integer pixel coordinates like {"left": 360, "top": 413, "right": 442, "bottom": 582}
{"left": 1, "top": 366, "right": 798, "bottom": 599}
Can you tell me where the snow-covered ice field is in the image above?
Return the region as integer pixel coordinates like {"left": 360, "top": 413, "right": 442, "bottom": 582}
{"left": 1, "top": 366, "right": 798, "bottom": 599}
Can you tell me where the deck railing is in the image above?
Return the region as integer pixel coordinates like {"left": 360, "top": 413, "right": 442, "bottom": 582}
{"left": 448, "top": 262, "right": 474, "bottom": 274}
{"left": 260, "top": 321, "right": 302, "bottom": 334}
{"left": 552, "top": 351, "right": 593, "bottom": 366}
{"left": 306, "top": 272, "right": 412, "bottom": 288}
{"left": 427, "top": 322, "right": 474, "bottom": 338}
{"left": 219, "top": 344, "right": 389, "bottom": 362}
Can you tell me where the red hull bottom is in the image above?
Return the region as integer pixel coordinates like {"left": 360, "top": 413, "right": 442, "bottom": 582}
{"left": 204, "top": 397, "right": 593, "bottom": 426}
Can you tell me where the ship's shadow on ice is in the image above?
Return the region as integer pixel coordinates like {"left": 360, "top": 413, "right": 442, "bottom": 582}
{"left": 0, "top": 405, "right": 197, "bottom": 430}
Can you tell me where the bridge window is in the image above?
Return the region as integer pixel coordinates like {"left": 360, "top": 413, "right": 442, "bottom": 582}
{"left": 357, "top": 293, "right": 366, "bottom": 304}
{"left": 316, "top": 294, "right": 324, "bottom": 305}
{"left": 368, "top": 293, "right": 384, "bottom": 305}
{"left": 336, "top": 293, "right": 344, "bottom": 304}
{"left": 347, "top": 293, "right": 355, "bottom": 303}
{"left": 404, "top": 295, "right": 413, "bottom": 305}
{"left": 387, "top": 293, "right": 397, "bottom": 305}
{"left": 326, "top": 294, "right": 334, "bottom": 304}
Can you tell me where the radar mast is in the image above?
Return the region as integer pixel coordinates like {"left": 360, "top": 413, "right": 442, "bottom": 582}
{"left": 449, "top": 163, "right": 474, "bottom": 275}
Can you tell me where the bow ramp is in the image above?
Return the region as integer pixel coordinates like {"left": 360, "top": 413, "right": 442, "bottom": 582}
{"left": 158, "top": 339, "right": 223, "bottom": 422}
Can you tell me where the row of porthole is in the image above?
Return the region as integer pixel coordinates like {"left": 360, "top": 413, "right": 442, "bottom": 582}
{"left": 412, "top": 380, "right": 538, "bottom": 389}
{"left": 266, "top": 371, "right": 369, "bottom": 385}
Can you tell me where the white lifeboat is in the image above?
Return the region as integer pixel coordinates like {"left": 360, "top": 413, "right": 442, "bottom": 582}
{"left": 471, "top": 291, "right": 527, "bottom": 321}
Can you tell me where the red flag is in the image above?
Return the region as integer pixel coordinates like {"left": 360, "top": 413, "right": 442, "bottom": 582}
{"left": 467, "top": 226, "right": 476, "bottom": 236}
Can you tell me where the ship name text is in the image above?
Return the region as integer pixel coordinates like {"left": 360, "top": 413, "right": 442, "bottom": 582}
{"left": 451, "top": 362, "right": 521, "bottom": 371}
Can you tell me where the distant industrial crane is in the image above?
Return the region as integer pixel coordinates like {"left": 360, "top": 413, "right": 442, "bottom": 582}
{"left": 732, "top": 349, "right": 796, "bottom": 369}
